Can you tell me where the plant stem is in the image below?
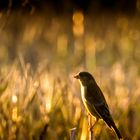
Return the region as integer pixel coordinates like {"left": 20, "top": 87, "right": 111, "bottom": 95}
{"left": 88, "top": 115, "right": 93, "bottom": 140}
{"left": 70, "top": 127, "right": 77, "bottom": 140}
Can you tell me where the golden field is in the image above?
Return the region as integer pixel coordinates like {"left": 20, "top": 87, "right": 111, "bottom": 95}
{"left": 0, "top": 11, "right": 140, "bottom": 140}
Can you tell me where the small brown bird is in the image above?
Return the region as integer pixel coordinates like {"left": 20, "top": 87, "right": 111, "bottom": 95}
{"left": 74, "top": 71, "right": 122, "bottom": 139}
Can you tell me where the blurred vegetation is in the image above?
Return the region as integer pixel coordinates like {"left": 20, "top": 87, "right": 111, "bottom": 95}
{"left": 0, "top": 6, "right": 140, "bottom": 140}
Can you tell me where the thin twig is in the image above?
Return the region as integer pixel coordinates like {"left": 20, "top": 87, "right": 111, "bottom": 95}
{"left": 70, "top": 127, "right": 77, "bottom": 140}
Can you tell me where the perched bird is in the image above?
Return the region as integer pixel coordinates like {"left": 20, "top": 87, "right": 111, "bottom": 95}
{"left": 74, "top": 71, "right": 122, "bottom": 139}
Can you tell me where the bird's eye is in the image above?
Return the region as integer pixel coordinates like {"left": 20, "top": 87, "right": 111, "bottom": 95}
{"left": 79, "top": 73, "right": 84, "bottom": 77}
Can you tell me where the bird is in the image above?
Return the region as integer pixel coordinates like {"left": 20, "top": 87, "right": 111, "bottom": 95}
{"left": 74, "top": 71, "right": 122, "bottom": 139}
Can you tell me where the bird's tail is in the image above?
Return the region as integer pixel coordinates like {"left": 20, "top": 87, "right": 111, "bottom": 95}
{"left": 111, "top": 123, "right": 122, "bottom": 140}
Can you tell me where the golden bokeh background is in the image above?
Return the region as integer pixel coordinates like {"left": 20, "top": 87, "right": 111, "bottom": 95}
{"left": 0, "top": 1, "right": 140, "bottom": 139}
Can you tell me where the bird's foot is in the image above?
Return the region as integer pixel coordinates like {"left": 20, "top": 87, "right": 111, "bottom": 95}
{"left": 88, "top": 124, "right": 95, "bottom": 131}
{"left": 88, "top": 118, "right": 99, "bottom": 131}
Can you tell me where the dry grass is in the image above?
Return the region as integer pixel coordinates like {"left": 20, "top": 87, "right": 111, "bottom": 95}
{"left": 0, "top": 12, "right": 140, "bottom": 140}
{"left": 0, "top": 58, "right": 140, "bottom": 140}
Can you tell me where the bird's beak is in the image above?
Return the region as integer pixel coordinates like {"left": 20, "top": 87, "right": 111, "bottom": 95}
{"left": 74, "top": 74, "right": 80, "bottom": 79}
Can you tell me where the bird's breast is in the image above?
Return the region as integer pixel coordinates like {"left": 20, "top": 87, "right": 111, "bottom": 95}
{"left": 80, "top": 84, "right": 100, "bottom": 118}
{"left": 81, "top": 85, "right": 85, "bottom": 98}
{"left": 80, "top": 85, "right": 87, "bottom": 105}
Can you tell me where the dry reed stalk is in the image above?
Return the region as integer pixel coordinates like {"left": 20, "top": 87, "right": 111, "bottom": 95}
{"left": 88, "top": 115, "right": 94, "bottom": 140}
{"left": 70, "top": 127, "right": 77, "bottom": 140}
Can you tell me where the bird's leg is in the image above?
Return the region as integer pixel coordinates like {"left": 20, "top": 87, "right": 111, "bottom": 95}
{"left": 88, "top": 114, "right": 98, "bottom": 131}
{"left": 90, "top": 118, "right": 98, "bottom": 131}
{"left": 88, "top": 114, "right": 92, "bottom": 131}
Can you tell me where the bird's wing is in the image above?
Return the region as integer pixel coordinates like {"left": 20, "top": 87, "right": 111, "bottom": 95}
{"left": 93, "top": 102, "right": 122, "bottom": 139}
{"left": 86, "top": 82, "right": 115, "bottom": 127}
{"left": 86, "top": 91, "right": 113, "bottom": 128}
{"left": 94, "top": 102, "right": 114, "bottom": 128}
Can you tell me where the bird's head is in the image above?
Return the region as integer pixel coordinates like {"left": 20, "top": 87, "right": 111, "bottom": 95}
{"left": 74, "top": 71, "right": 94, "bottom": 86}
